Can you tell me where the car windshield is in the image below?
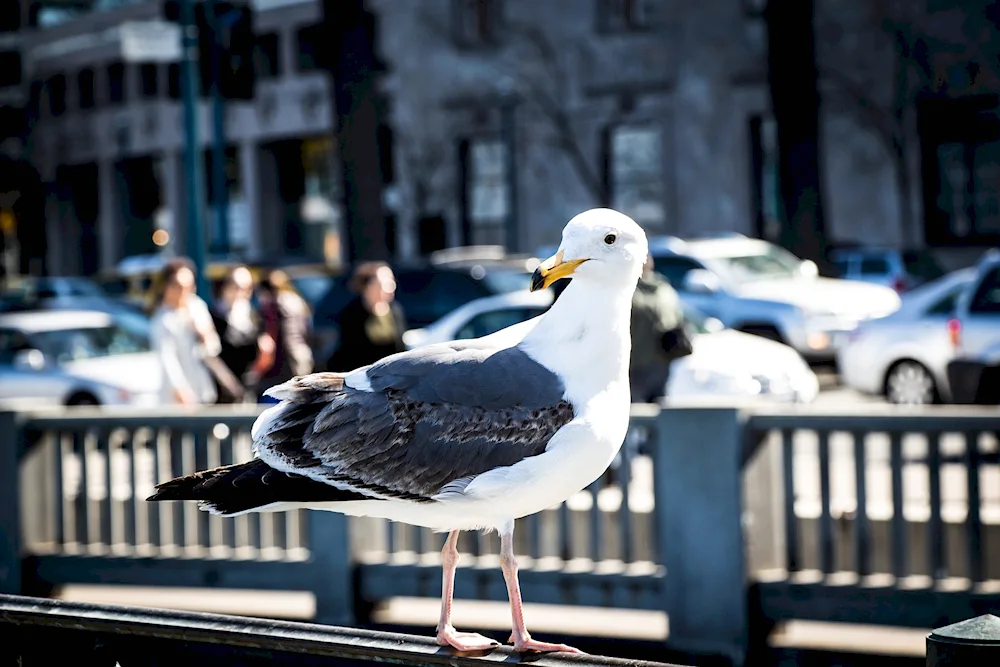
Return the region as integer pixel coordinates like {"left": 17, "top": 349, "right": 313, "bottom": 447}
{"left": 481, "top": 269, "right": 534, "bottom": 294}
{"left": 705, "top": 245, "right": 803, "bottom": 282}
{"left": 31, "top": 324, "right": 150, "bottom": 364}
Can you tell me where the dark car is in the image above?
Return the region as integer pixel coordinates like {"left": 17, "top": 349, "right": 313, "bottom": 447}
{"left": 0, "top": 276, "right": 143, "bottom": 316}
{"left": 311, "top": 261, "right": 536, "bottom": 364}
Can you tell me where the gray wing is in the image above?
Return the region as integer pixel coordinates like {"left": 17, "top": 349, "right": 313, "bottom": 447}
{"left": 253, "top": 343, "right": 574, "bottom": 502}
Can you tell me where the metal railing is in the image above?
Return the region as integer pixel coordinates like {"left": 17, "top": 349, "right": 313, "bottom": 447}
{"left": 3, "top": 403, "right": 1000, "bottom": 666}
{"left": 0, "top": 594, "right": 683, "bottom": 667}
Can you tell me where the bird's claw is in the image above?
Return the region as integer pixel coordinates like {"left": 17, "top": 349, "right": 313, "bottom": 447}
{"left": 510, "top": 634, "right": 583, "bottom": 654}
{"left": 436, "top": 625, "right": 500, "bottom": 652}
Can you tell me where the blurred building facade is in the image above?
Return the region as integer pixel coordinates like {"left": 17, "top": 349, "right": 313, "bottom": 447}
{"left": 9, "top": 0, "right": 1000, "bottom": 277}
{"left": 21, "top": 0, "right": 344, "bottom": 276}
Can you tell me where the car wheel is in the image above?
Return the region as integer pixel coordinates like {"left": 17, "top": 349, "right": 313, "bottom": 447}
{"left": 885, "top": 361, "right": 936, "bottom": 405}
{"left": 66, "top": 392, "right": 100, "bottom": 407}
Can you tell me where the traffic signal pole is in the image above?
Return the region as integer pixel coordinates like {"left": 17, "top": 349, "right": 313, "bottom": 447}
{"left": 179, "top": 0, "right": 210, "bottom": 299}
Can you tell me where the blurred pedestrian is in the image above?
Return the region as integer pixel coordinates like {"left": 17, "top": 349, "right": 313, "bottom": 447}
{"left": 629, "top": 255, "right": 692, "bottom": 403}
{"left": 256, "top": 269, "right": 314, "bottom": 401}
{"left": 149, "top": 259, "right": 218, "bottom": 406}
{"left": 211, "top": 266, "right": 273, "bottom": 403}
{"left": 323, "top": 261, "right": 407, "bottom": 372}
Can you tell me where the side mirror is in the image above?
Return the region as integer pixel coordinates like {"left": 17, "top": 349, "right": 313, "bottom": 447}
{"left": 799, "top": 260, "right": 819, "bottom": 279}
{"left": 13, "top": 349, "right": 46, "bottom": 371}
{"left": 683, "top": 269, "right": 721, "bottom": 294}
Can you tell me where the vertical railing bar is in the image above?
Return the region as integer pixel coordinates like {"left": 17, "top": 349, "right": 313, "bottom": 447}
{"left": 207, "top": 431, "right": 223, "bottom": 552}
{"left": 620, "top": 438, "right": 634, "bottom": 564}
{"left": 385, "top": 518, "right": 396, "bottom": 557}
{"left": 181, "top": 431, "right": 198, "bottom": 553}
{"left": 130, "top": 428, "right": 145, "bottom": 551}
{"left": 966, "top": 431, "right": 983, "bottom": 585}
{"left": 889, "top": 431, "right": 906, "bottom": 580}
{"left": 853, "top": 431, "right": 870, "bottom": 578}
{"left": 101, "top": 427, "right": 114, "bottom": 549}
{"left": 927, "top": 431, "right": 945, "bottom": 581}
{"left": 818, "top": 430, "right": 834, "bottom": 576}
{"left": 781, "top": 429, "right": 799, "bottom": 572}
{"left": 588, "top": 478, "right": 601, "bottom": 564}
{"left": 221, "top": 430, "right": 237, "bottom": 551}
{"left": 152, "top": 428, "right": 167, "bottom": 553}
{"left": 558, "top": 502, "right": 571, "bottom": 561}
{"left": 529, "top": 512, "right": 541, "bottom": 560}
{"left": 193, "top": 428, "right": 210, "bottom": 551}
{"left": 415, "top": 522, "right": 426, "bottom": 557}
{"left": 79, "top": 429, "right": 93, "bottom": 549}
{"left": 52, "top": 431, "right": 65, "bottom": 549}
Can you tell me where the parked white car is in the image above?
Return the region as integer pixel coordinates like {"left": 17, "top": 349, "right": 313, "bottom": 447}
{"left": 647, "top": 235, "right": 902, "bottom": 361}
{"left": 836, "top": 269, "right": 976, "bottom": 404}
{"left": 666, "top": 306, "right": 820, "bottom": 404}
{"left": 402, "top": 290, "right": 555, "bottom": 349}
{"left": 0, "top": 310, "right": 162, "bottom": 408}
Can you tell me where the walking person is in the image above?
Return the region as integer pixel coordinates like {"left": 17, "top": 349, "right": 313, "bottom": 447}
{"left": 256, "top": 270, "right": 314, "bottom": 402}
{"left": 323, "top": 261, "right": 407, "bottom": 372}
{"left": 211, "top": 266, "right": 274, "bottom": 403}
{"left": 149, "top": 259, "right": 218, "bottom": 406}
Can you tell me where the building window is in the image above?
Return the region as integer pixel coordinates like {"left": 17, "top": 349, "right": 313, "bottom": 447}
{"left": 0, "top": 51, "right": 21, "bottom": 87}
{"left": 922, "top": 95, "right": 1000, "bottom": 245}
{"left": 607, "top": 124, "right": 664, "bottom": 229}
{"left": 463, "top": 138, "right": 509, "bottom": 245}
{"left": 452, "top": 0, "right": 502, "bottom": 48}
{"left": 47, "top": 74, "right": 67, "bottom": 116}
{"left": 77, "top": 68, "right": 95, "bottom": 109}
{"left": 255, "top": 32, "right": 281, "bottom": 79}
{"left": 140, "top": 63, "right": 158, "bottom": 98}
{"left": 107, "top": 61, "right": 126, "bottom": 105}
{"left": 296, "top": 24, "right": 325, "bottom": 72}
{"left": 596, "top": 0, "right": 654, "bottom": 32}
{"left": 0, "top": 2, "right": 20, "bottom": 32}
{"left": 167, "top": 63, "right": 181, "bottom": 99}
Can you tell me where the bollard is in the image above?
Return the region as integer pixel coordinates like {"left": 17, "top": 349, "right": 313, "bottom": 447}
{"left": 926, "top": 614, "right": 1000, "bottom": 666}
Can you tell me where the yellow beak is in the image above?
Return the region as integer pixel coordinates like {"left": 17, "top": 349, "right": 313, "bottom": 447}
{"left": 530, "top": 250, "right": 588, "bottom": 292}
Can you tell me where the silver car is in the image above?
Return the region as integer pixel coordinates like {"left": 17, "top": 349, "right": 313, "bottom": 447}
{"left": 648, "top": 235, "right": 901, "bottom": 361}
{"left": 0, "top": 310, "right": 162, "bottom": 408}
{"left": 837, "top": 269, "right": 976, "bottom": 404}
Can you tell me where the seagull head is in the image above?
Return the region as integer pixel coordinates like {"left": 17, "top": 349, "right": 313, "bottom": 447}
{"left": 530, "top": 208, "right": 648, "bottom": 292}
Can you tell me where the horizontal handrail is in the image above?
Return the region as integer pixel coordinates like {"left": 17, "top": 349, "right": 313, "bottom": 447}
{"left": 0, "top": 594, "right": 683, "bottom": 667}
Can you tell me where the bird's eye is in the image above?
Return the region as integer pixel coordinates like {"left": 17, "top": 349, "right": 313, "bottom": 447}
{"left": 604, "top": 233, "right": 617, "bottom": 245}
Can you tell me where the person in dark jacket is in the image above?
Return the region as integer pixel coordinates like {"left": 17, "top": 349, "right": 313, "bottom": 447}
{"left": 629, "top": 255, "right": 692, "bottom": 403}
{"left": 324, "top": 261, "right": 407, "bottom": 372}
{"left": 211, "top": 266, "right": 270, "bottom": 402}
{"left": 256, "top": 270, "right": 314, "bottom": 401}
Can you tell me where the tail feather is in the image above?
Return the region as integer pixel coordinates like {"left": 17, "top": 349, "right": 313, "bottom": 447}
{"left": 146, "top": 459, "right": 369, "bottom": 516}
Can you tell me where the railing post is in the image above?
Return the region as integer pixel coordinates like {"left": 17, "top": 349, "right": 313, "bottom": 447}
{"left": 308, "top": 510, "right": 354, "bottom": 626}
{"left": 654, "top": 406, "right": 747, "bottom": 665}
{"left": 927, "top": 614, "right": 1000, "bottom": 666}
{"left": 0, "top": 412, "right": 21, "bottom": 594}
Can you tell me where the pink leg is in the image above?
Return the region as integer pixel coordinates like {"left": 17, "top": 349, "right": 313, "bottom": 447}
{"left": 435, "top": 530, "right": 499, "bottom": 651}
{"left": 499, "top": 523, "right": 582, "bottom": 653}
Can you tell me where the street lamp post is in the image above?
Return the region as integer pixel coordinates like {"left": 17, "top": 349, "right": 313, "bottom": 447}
{"left": 179, "top": 0, "right": 210, "bottom": 299}
{"left": 207, "top": 1, "right": 241, "bottom": 257}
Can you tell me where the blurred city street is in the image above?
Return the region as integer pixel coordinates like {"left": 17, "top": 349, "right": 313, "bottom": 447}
{"left": 2, "top": 2, "right": 1000, "bottom": 666}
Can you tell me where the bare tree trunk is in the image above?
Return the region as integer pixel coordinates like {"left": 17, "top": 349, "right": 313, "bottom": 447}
{"left": 324, "top": 0, "right": 388, "bottom": 262}
{"left": 766, "top": 0, "right": 829, "bottom": 267}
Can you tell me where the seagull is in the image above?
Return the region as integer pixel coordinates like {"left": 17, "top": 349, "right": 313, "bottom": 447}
{"left": 148, "top": 208, "right": 648, "bottom": 653}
